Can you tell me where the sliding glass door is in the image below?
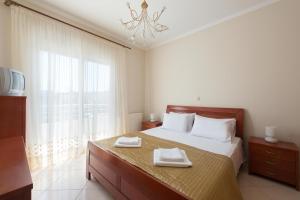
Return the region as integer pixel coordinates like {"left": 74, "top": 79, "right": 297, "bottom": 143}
{"left": 11, "top": 6, "right": 128, "bottom": 170}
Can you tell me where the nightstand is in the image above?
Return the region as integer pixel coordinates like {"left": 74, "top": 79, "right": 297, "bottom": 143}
{"left": 248, "top": 136, "right": 299, "bottom": 190}
{"left": 141, "top": 121, "right": 162, "bottom": 131}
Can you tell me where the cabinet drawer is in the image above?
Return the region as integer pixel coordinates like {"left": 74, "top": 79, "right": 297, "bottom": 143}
{"left": 250, "top": 144, "right": 296, "bottom": 162}
{"left": 250, "top": 162, "right": 296, "bottom": 185}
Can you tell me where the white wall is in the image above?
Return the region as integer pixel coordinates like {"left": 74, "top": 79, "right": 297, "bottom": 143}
{"left": 127, "top": 48, "right": 145, "bottom": 113}
{"left": 0, "top": 2, "right": 145, "bottom": 129}
{"left": 126, "top": 48, "right": 145, "bottom": 131}
{"left": 0, "top": 2, "right": 11, "bottom": 67}
{"left": 145, "top": 0, "right": 300, "bottom": 147}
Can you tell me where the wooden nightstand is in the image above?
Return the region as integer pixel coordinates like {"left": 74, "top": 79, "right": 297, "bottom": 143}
{"left": 141, "top": 121, "right": 162, "bottom": 131}
{"left": 248, "top": 136, "right": 299, "bottom": 190}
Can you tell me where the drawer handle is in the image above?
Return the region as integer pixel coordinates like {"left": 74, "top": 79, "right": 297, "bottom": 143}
{"left": 265, "top": 150, "right": 276, "bottom": 155}
{"left": 265, "top": 161, "right": 276, "bottom": 165}
{"left": 265, "top": 171, "right": 276, "bottom": 176}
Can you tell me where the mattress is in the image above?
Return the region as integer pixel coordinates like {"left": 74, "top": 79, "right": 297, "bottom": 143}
{"left": 143, "top": 127, "right": 243, "bottom": 174}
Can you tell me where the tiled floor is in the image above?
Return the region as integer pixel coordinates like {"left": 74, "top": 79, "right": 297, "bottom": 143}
{"left": 31, "top": 154, "right": 300, "bottom": 200}
{"left": 31, "top": 155, "right": 113, "bottom": 200}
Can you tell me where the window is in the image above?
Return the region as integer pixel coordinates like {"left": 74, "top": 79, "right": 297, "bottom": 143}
{"left": 39, "top": 51, "right": 112, "bottom": 139}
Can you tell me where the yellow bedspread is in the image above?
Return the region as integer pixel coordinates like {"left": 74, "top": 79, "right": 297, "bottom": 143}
{"left": 94, "top": 132, "right": 242, "bottom": 200}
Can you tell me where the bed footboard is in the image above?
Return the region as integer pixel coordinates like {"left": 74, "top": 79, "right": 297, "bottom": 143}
{"left": 86, "top": 141, "right": 188, "bottom": 200}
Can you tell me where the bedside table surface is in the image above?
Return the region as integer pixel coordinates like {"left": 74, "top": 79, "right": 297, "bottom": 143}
{"left": 142, "top": 121, "right": 162, "bottom": 125}
{"left": 249, "top": 136, "right": 298, "bottom": 151}
{"left": 141, "top": 121, "right": 162, "bottom": 131}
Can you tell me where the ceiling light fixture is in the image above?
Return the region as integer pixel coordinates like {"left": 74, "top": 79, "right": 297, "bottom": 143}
{"left": 121, "top": 0, "right": 168, "bottom": 42}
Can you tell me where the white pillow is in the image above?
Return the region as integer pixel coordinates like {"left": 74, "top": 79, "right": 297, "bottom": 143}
{"left": 162, "top": 113, "right": 189, "bottom": 132}
{"left": 191, "top": 115, "right": 236, "bottom": 142}
{"left": 170, "top": 112, "right": 195, "bottom": 132}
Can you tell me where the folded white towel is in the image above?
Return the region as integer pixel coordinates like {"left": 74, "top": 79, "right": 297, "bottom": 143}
{"left": 158, "top": 148, "right": 184, "bottom": 162}
{"left": 153, "top": 149, "right": 192, "bottom": 168}
{"left": 117, "top": 137, "right": 139, "bottom": 145}
{"left": 114, "top": 137, "right": 142, "bottom": 148}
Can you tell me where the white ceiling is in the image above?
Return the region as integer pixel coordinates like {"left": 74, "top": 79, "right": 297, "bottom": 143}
{"left": 27, "top": 0, "right": 277, "bottom": 49}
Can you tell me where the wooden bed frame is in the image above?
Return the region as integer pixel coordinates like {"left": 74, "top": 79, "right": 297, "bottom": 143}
{"left": 86, "top": 105, "right": 244, "bottom": 200}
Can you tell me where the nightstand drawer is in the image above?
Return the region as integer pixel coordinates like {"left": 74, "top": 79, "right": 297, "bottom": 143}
{"left": 250, "top": 144, "right": 296, "bottom": 162}
{"left": 250, "top": 158, "right": 296, "bottom": 173}
{"left": 250, "top": 163, "right": 296, "bottom": 185}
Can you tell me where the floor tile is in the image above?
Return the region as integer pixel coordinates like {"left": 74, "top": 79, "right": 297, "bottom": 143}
{"left": 238, "top": 171, "right": 279, "bottom": 188}
{"left": 84, "top": 178, "right": 102, "bottom": 190}
{"left": 47, "top": 170, "right": 87, "bottom": 190}
{"left": 262, "top": 185, "right": 300, "bottom": 200}
{"left": 77, "top": 188, "right": 113, "bottom": 200}
{"left": 238, "top": 167, "right": 300, "bottom": 200}
{"left": 32, "top": 190, "right": 45, "bottom": 200}
{"left": 39, "top": 190, "right": 81, "bottom": 200}
{"left": 239, "top": 186, "right": 271, "bottom": 200}
{"left": 32, "top": 170, "right": 62, "bottom": 190}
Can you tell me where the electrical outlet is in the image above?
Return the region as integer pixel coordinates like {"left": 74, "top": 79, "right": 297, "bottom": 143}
{"left": 197, "top": 96, "right": 201, "bottom": 101}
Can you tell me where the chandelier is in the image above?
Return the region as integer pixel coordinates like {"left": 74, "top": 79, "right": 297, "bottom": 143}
{"left": 121, "top": 0, "right": 168, "bottom": 42}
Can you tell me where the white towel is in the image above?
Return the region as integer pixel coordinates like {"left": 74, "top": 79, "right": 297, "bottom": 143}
{"left": 153, "top": 149, "right": 192, "bottom": 168}
{"left": 114, "top": 137, "right": 142, "bottom": 148}
{"left": 158, "top": 148, "right": 184, "bottom": 162}
{"left": 117, "top": 137, "right": 139, "bottom": 145}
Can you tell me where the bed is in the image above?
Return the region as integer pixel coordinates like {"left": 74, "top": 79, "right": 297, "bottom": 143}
{"left": 143, "top": 127, "right": 243, "bottom": 175}
{"left": 86, "top": 105, "right": 244, "bottom": 200}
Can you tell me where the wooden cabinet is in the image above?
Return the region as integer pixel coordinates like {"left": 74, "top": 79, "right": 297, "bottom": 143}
{"left": 141, "top": 121, "right": 162, "bottom": 131}
{"left": 248, "top": 136, "right": 299, "bottom": 190}
{"left": 0, "top": 96, "right": 26, "bottom": 143}
{"left": 0, "top": 137, "right": 33, "bottom": 200}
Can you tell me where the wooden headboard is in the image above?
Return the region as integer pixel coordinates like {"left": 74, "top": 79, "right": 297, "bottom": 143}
{"left": 166, "top": 105, "right": 244, "bottom": 139}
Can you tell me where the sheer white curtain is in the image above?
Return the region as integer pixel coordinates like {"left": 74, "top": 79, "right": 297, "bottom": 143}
{"left": 11, "top": 7, "right": 128, "bottom": 169}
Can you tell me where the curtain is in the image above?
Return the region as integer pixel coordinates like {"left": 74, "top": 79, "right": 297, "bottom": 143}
{"left": 11, "top": 7, "right": 128, "bottom": 169}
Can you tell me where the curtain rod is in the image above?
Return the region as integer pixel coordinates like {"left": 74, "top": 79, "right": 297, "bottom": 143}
{"left": 4, "top": 0, "right": 131, "bottom": 50}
